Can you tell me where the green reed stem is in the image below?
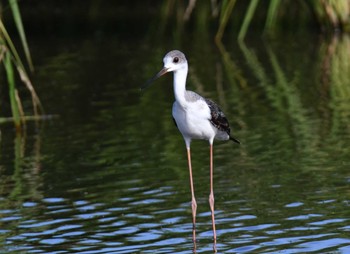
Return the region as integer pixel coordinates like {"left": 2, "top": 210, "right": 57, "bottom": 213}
{"left": 9, "top": 0, "right": 34, "bottom": 72}
{"left": 215, "top": 0, "right": 237, "bottom": 43}
{"left": 4, "top": 52, "right": 21, "bottom": 128}
{"left": 0, "top": 19, "right": 26, "bottom": 75}
{"left": 238, "top": 0, "right": 259, "bottom": 41}
{"left": 264, "top": 0, "right": 280, "bottom": 32}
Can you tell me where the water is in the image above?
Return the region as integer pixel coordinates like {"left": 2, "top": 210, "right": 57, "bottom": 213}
{"left": 1, "top": 2, "right": 350, "bottom": 253}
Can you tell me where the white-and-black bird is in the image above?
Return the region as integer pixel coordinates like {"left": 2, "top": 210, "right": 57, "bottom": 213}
{"left": 142, "top": 50, "right": 240, "bottom": 242}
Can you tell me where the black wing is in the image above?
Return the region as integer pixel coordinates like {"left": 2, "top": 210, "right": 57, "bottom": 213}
{"left": 205, "top": 98, "right": 240, "bottom": 144}
{"left": 205, "top": 98, "right": 230, "bottom": 133}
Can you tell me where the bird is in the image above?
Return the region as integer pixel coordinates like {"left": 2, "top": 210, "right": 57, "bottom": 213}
{"left": 141, "top": 50, "right": 240, "bottom": 243}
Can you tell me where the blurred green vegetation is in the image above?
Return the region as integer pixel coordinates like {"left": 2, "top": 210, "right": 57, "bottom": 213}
{"left": 159, "top": 0, "right": 350, "bottom": 41}
{"left": 2, "top": 0, "right": 350, "bottom": 129}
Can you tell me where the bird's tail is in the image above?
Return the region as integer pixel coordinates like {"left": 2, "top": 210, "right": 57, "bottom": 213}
{"left": 230, "top": 136, "right": 240, "bottom": 144}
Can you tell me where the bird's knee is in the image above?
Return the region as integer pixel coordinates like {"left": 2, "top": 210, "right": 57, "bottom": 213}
{"left": 191, "top": 198, "right": 197, "bottom": 210}
{"left": 209, "top": 193, "right": 215, "bottom": 206}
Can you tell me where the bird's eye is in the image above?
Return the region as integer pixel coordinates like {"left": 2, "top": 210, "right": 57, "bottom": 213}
{"left": 173, "top": 57, "right": 179, "bottom": 63}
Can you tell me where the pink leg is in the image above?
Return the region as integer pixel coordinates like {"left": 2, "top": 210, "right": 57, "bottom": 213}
{"left": 187, "top": 147, "right": 197, "bottom": 242}
{"left": 209, "top": 144, "right": 217, "bottom": 243}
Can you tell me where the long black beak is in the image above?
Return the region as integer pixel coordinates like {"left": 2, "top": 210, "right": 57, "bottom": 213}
{"left": 230, "top": 135, "right": 241, "bottom": 144}
{"left": 141, "top": 67, "right": 170, "bottom": 90}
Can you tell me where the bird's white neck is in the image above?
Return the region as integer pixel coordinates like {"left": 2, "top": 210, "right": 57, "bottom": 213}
{"left": 173, "top": 67, "right": 188, "bottom": 107}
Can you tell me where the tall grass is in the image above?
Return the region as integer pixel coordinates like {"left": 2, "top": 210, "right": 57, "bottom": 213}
{"left": 0, "top": 0, "right": 42, "bottom": 130}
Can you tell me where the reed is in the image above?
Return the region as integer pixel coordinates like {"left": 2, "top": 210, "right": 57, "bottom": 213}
{"left": 215, "top": 0, "right": 237, "bottom": 42}
{"left": 0, "top": 0, "right": 42, "bottom": 129}
{"left": 161, "top": 0, "right": 350, "bottom": 41}
{"left": 238, "top": 0, "right": 259, "bottom": 40}
{"left": 9, "top": 0, "right": 33, "bottom": 71}
{"left": 3, "top": 48, "right": 21, "bottom": 127}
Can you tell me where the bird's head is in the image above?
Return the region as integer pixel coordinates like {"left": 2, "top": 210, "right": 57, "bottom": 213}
{"left": 162, "top": 50, "right": 187, "bottom": 72}
{"left": 141, "top": 50, "right": 188, "bottom": 90}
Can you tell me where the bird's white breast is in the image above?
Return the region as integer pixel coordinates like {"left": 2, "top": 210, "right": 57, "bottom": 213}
{"left": 172, "top": 99, "right": 216, "bottom": 141}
